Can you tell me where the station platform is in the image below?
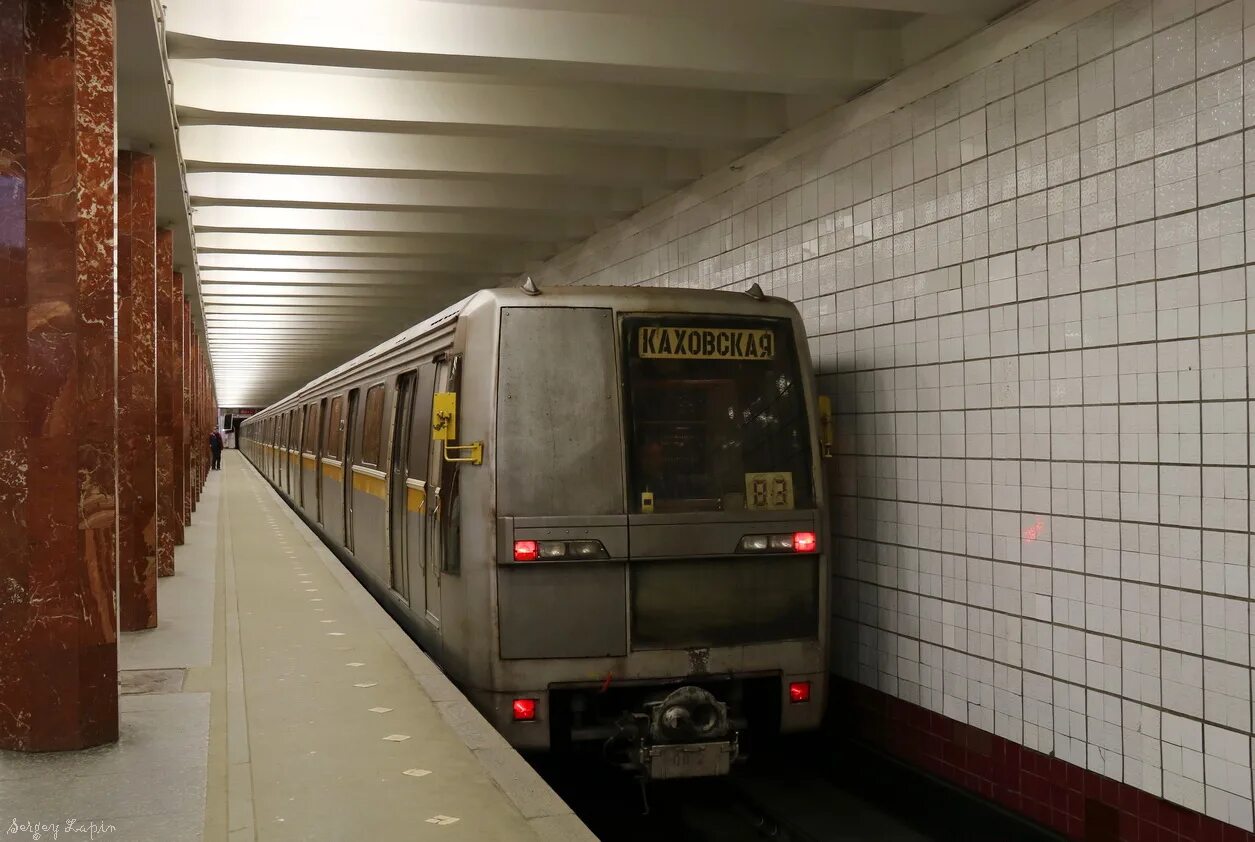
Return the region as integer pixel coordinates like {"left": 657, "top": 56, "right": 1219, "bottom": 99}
{"left": 0, "top": 452, "right": 593, "bottom": 842}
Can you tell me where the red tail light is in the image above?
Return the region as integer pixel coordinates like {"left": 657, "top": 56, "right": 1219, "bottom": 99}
{"left": 512, "top": 698, "right": 537, "bottom": 721}
{"left": 788, "top": 681, "right": 811, "bottom": 703}
{"left": 513, "top": 540, "right": 539, "bottom": 561}
{"left": 792, "top": 532, "right": 817, "bottom": 553}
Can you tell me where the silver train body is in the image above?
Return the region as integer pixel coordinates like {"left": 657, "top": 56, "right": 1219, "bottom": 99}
{"left": 240, "top": 285, "right": 829, "bottom": 778}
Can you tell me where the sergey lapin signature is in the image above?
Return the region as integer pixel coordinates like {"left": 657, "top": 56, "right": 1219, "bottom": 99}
{"left": 6, "top": 819, "right": 117, "bottom": 841}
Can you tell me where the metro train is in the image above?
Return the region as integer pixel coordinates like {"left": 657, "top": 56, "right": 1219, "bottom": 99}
{"left": 239, "top": 280, "right": 832, "bottom": 779}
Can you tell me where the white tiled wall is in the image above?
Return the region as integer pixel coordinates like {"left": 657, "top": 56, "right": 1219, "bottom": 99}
{"left": 532, "top": 0, "right": 1255, "bottom": 831}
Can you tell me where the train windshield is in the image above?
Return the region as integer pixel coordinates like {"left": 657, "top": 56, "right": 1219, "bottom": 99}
{"left": 621, "top": 314, "right": 814, "bottom": 514}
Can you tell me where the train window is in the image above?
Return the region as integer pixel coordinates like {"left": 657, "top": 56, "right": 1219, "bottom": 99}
{"left": 360, "top": 384, "right": 385, "bottom": 467}
{"left": 444, "top": 479, "right": 461, "bottom": 575}
{"left": 496, "top": 308, "right": 623, "bottom": 516}
{"left": 406, "top": 366, "right": 436, "bottom": 478}
{"left": 620, "top": 315, "right": 814, "bottom": 514}
{"left": 325, "top": 395, "right": 344, "bottom": 459}
{"left": 303, "top": 403, "right": 319, "bottom": 453}
{"left": 290, "top": 410, "right": 302, "bottom": 450}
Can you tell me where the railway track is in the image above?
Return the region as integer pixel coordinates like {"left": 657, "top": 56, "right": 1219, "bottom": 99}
{"left": 531, "top": 743, "right": 914, "bottom": 842}
{"left": 532, "top": 735, "right": 1067, "bottom": 841}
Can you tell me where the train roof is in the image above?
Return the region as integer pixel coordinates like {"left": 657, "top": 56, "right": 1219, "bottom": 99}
{"left": 246, "top": 283, "right": 800, "bottom": 419}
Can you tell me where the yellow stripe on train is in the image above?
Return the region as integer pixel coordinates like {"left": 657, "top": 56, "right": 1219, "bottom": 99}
{"left": 352, "top": 470, "right": 387, "bottom": 499}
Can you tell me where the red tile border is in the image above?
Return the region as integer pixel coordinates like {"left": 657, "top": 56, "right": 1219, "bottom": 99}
{"left": 831, "top": 677, "right": 1255, "bottom": 842}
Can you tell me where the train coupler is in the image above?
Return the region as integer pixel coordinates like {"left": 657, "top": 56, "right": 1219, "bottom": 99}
{"left": 630, "top": 685, "right": 740, "bottom": 780}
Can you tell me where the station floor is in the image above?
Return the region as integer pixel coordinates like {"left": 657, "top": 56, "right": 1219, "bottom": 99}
{"left": 0, "top": 451, "right": 593, "bottom": 842}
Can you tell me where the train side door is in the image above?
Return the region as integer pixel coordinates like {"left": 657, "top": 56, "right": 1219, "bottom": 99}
{"left": 303, "top": 401, "right": 319, "bottom": 513}
{"left": 282, "top": 414, "right": 291, "bottom": 494}
{"left": 295, "top": 407, "right": 306, "bottom": 507}
{"left": 424, "top": 358, "right": 454, "bottom": 632}
{"left": 404, "top": 364, "right": 437, "bottom": 624}
{"left": 343, "top": 388, "right": 360, "bottom": 551}
{"left": 316, "top": 397, "right": 328, "bottom": 524}
{"left": 287, "top": 410, "right": 298, "bottom": 494}
{"left": 276, "top": 416, "right": 283, "bottom": 481}
{"left": 388, "top": 372, "right": 416, "bottom": 600}
{"left": 324, "top": 394, "right": 346, "bottom": 545}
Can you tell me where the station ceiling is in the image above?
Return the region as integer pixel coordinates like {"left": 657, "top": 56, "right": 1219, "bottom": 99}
{"left": 161, "top": 0, "right": 1027, "bottom": 407}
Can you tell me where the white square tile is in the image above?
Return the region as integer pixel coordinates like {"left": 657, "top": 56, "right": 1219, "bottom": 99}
{"left": 563, "top": 0, "right": 1255, "bottom": 818}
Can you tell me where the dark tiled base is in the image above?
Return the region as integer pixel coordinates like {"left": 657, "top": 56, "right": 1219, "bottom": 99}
{"left": 832, "top": 677, "right": 1255, "bottom": 842}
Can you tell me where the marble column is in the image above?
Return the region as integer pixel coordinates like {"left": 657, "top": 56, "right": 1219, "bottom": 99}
{"left": 155, "top": 229, "right": 174, "bottom": 576}
{"left": 203, "top": 341, "right": 209, "bottom": 480}
{"left": 183, "top": 299, "right": 192, "bottom": 523}
{"left": 201, "top": 338, "right": 210, "bottom": 483}
{"left": 0, "top": 0, "right": 119, "bottom": 751}
{"left": 171, "top": 272, "right": 184, "bottom": 544}
{"left": 200, "top": 339, "right": 209, "bottom": 485}
{"left": 190, "top": 331, "right": 200, "bottom": 506}
{"left": 116, "top": 149, "right": 157, "bottom": 631}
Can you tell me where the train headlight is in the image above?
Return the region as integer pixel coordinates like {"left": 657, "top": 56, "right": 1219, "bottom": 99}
{"left": 512, "top": 539, "right": 609, "bottom": 561}
{"left": 568, "top": 540, "right": 606, "bottom": 558}
{"left": 738, "top": 532, "right": 818, "bottom": 553}
{"left": 768, "top": 534, "right": 794, "bottom": 551}
{"left": 539, "top": 541, "right": 568, "bottom": 559}
{"left": 739, "top": 535, "right": 769, "bottom": 552}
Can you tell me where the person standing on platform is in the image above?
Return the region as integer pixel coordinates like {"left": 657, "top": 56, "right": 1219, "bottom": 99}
{"left": 210, "top": 427, "right": 223, "bottom": 470}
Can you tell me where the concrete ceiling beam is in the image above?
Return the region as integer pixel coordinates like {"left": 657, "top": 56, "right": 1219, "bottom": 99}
{"left": 201, "top": 283, "right": 463, "bottom": 297}
{"left": 198, "top": 270, "right": 505, "bottom": 287}
{"left": 783, "top": 0, "right": 1014, "bottom": 16}
{"left": 195, "top": 231, "right": 561, "bottom": 257}
{"left": 180, "top": 125, "right": 706, "bottom": 187}
{"left": 203, "top": 294, "right": 430, "bottom": 308}
{"left": 196, "top": 253, "right": 530, "bottom": 274}
{"left": 170, "top": 60, "right": 787, "bottom": 146}
{"left": 165, "top": 0, "right": 902, "bottom": 93}
{"left": 191, "top": 205, "right": 596, "bottom": 241}
{"left": 185, "top": 173, "right": 643, "bottom": 216}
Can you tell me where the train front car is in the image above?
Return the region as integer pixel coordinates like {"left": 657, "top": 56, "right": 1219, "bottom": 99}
{"left": 482, "top": 287, "right": 830, "bottom": 781}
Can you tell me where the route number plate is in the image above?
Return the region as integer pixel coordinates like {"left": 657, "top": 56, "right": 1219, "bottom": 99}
{"left": 641, "top": 740, "right": 735, "bottom": 780}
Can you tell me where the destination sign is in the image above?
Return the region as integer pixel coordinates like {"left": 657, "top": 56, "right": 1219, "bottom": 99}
{"left": 638, "top": 326, "right": 775, "bottom": 360}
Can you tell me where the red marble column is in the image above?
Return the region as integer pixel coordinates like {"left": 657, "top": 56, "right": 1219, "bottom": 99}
{"left": 116, "top": 149, "right": 157, "bottom": 631}
{"left": 195, "top": 332, "right": 202, "bottom": 496}
{"left": 181, "top": 301, "right": 187, "bottom": 518}
{"left": 202, "top": 341, "right": 210, "bottom": 482}
{"left": 190, "top": 330, "right": 200, "bottom": 506}
{"left": 198, "top": 340, "right": 205, "bottom": 486}
{"left": 202, "top": 338, "right": 211, "bottom": 482}
{"left": 171, "top": 272, "right": 185, "bottom": 544}
{"left": 202, "top": 339, "right": 211, "bottom": 484}
{"left": 183, "top": 300, "right": 193, "bottom": 523}
{"left": 0, "top": 0, "right": 119, "bottom": 751}
{"left": 155, "top": 229, "right": 174, "bottom": 576}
